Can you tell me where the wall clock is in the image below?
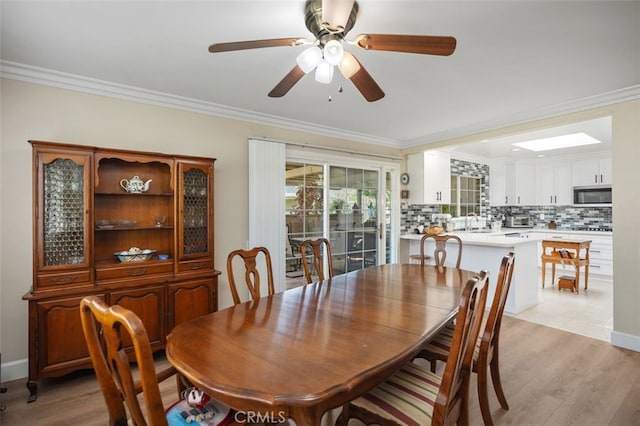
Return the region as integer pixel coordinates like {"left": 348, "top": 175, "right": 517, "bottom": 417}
{"left": 400, "top": 173, "right": 410, "bottom": 185}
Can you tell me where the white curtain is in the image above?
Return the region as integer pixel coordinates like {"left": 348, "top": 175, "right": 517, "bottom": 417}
{"left": 248, "top": 138, "right": 286, "bottom": 293}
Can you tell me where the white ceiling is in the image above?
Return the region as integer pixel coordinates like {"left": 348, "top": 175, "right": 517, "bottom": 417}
{"left": 449, "top": 116, "right": 613, "bottom": 160}
{"left": 1, "top": 1, "right": 638, "bottom": 152}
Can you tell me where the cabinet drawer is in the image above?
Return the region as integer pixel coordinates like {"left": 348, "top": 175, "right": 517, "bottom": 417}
{"left": 588, "top": 246, "right": 612, "bottom": 260}
{"left": 178, "top": 258, "right": 214, "bottom": 274}
{"left": 37, "top": 270, "right": 91, "bottom": 288}
{"left": 96, "top": 262, "right": 173, "bottom": 281}
{"left": 589, "top": 260, "right": 612, "bottom": 276}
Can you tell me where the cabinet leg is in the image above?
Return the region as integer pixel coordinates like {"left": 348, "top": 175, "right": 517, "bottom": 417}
{"left": 26, "top": 379, "right": 38, "bottom": 403}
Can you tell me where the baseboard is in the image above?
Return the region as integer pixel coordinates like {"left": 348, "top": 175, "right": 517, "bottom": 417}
{"left": 1, "top": 358, "right": 28, "bottom": 382}
{"left": 610, "top": 330, "right": 640, "bottom": 352}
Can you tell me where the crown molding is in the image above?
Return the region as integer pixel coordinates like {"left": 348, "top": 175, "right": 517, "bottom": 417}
{"left": 0, "top": 60, "right": 401, "bottom": 148}
{"left": 3, "top": 61, "right": 637, "bottom": 151}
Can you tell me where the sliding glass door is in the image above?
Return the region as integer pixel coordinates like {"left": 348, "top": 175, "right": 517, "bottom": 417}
{"left": 328, "top": 166, "right": 378, "bottom": 274}
{"left": 285, "top": 158, "right": 398, "bottom": 288}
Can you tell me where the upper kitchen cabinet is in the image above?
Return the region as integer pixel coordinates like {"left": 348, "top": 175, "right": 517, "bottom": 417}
{"left": 513, "top": 162, "right": 536, "bottom": 205}
{"left": 572, "top": 156, "right": 612, "bottom": 186}
{"left": 536, "top": 160, "right": 572, "bottom": 205}
{"left": 489, "top": 161, "right": 514, "bottom": 206}
{"left": 407, "top": 150, "right": 451, "bottom": 205}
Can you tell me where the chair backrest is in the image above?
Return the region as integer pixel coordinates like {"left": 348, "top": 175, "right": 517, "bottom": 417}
{"left": 300, "top": 238, "right": 334, "bottom": 284}
{"left": 285, "top": 224, "right": 296, "bottom": 257}
{"left": 79, "top": 295, "right": 168, "bottom": 426}
{"left": 432, "top": 270, "right": 489, "bottom": 425}
{"left": 227, "top": 246, "right": 275, "bottom": 305}
{"left": 480, "top": 252, "right": 515, "bottom": 361}
{"left": 419, "top": 234, "right": 463, "bottom": 268}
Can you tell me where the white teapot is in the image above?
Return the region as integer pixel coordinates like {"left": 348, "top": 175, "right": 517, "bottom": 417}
{"left": 120, "top": 176, "right": 152, "bottom": 193}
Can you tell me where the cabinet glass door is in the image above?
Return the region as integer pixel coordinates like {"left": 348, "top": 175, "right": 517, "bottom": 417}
{"left": 39, "top": 153, "right": 90, "bottom": 269}
{"left": 178, "top": 162, "right": 213, "bottom": 259}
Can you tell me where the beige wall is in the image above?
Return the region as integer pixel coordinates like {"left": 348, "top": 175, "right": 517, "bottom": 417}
{"left": 0, "top": 78, "right": 399, "bottom": 373}
{"left": 2, "top": 77, "right": 639, "bottom": 381}
{"left": 611, "top": 101, "right": 640, "bottom": 339}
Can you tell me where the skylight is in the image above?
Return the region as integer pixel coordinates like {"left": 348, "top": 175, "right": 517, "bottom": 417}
{"left": 512, "top": 132, "right": 601, "bottom": 152}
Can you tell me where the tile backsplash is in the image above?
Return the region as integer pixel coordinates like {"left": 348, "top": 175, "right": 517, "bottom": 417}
{"left": 402, "top": 202, "right": 612, "bottom": 234}
{"left": 400, "top": 157, "right": 612, "bottom": 233}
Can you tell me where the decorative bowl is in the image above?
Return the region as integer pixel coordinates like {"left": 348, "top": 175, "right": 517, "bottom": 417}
{"left": 425, "top": 225, "right": 443, "bottom": 235}
{"left": 114, "top": 249, "right": 156, "bottom": 262}
{"left": 153, "top": 216, "right": 166, "bottom": 227}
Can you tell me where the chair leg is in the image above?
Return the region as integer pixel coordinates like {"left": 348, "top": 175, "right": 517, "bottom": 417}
{"left": 477, "top": 362, "right": 494, "bottom": 426}
{"left": 430, "top": 359, "right": 438, "bottom": 373}
{"left": 490, "top": 354, "right": 509, "bottom": 410}
{"left": 335, "top": 404, "right": 350, "bottom": 426}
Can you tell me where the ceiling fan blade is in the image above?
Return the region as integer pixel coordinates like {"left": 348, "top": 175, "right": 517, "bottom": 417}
{"left": 354, "top": 34, "right": 457, "bottom": 56}
{"left": 344, "top": 56, "right": 385, "bottom": 102}
{"left": 209, "top": 38, "right": 306, "bottom": 53}
{"left": 268, "top": 65, "right": 306, "bottom": 98}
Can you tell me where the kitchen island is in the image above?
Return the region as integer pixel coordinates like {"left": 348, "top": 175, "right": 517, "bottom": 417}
{"left": 401, "top": 232, "right": 541, "bottom": 314}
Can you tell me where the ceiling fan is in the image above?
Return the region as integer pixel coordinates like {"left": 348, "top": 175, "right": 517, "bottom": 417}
{"left": 208, "top": 0, "right": 456, "bottom": 102}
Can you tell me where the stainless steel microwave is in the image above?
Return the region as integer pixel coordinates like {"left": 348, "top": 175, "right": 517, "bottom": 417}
{"left": 573, "top": 185, "right": 612, "bottom": 204}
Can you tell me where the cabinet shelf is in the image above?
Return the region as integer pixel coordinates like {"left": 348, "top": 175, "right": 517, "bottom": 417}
{"left": 95, "top": 258, "right": 173, "bottom": 267}
{"left": 95, "top": 226, "right": 175, "bottom": 231}
{"left": 94, "top": 191, "right": 174, "bottom": 196}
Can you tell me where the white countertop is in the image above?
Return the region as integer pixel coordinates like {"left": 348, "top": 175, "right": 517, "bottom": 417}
{"left": 401, "top": 232, "right": 541, "bottom": 248}
{"left": 401, "top": 227, "right": 611, "bottom": 248}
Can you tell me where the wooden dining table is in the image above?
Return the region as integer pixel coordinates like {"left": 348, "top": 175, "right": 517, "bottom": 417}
{"left": 166, "top": 263, "right": 478, "bottom": 426}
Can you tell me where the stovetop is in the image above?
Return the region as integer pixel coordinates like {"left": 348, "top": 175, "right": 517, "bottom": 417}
{"left": 572, "top": 226, "right": 612, "bottom": 232}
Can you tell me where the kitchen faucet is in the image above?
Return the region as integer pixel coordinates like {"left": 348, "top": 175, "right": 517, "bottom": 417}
{"left": 465, "top": 212, "right": 479, "bottom": 232}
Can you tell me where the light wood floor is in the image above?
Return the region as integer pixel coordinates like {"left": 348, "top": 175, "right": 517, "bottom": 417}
{"left": 1, "top": 316, "right": 639, "bottom": 425}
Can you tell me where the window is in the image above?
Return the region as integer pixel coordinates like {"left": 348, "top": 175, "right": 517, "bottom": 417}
{"left": 449, "top": 175, "right": 481, "bottom": 217}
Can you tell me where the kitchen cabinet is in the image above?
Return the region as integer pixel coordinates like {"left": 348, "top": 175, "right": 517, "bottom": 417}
{"left": 490, "top": 162, "right": 514, "bottom": 206}
{"left": 536, "top": 160, "right": 572, "bottom": 205}
{"left": 572, "top": 157, "right": 612, "bottom": 186}
{"left": 513, "top": 162, "right": 536, "bottom": 205}
{"left": 23, "top": 141, "right": 219, "bottom": 402}
{"left": 407, "top": 150, "right": 450, "bottom": 204}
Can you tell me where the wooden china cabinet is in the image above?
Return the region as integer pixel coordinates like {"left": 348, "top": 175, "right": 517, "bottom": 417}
{"left": 23, "top": 141, "right": 219, "bottom": 402}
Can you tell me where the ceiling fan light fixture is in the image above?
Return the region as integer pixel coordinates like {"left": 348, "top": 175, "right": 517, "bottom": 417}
{"left": 315, "top": 60, "right": 334, "bottom": 84}
{"left": 338, "top": 51, "right": 360, "bottom": 79}
{"left": 296, "top": 47, "right": 323, "bottom": 73}
{"left": 323, "top": 39, "right": 344, "bottom": 65}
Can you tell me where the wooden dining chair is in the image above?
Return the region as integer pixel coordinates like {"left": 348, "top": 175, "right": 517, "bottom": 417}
{"left": 79, "top": 296, "right": 236, "bottom": 426}
{"left": 227, "top": 246, "right": 275, "bottom": 305}
{"left": 417, "top": 252, "right": 515, "bottom": 426}
{"left": 335, "top": 270, "right": 489, "bottom": 426}
{"left": 419, "top": 234, "right": 463, "bottom": 268}
{"left": 300, "top": 238, "right": 334, "bottom": 284}
{"left": 408, "top": 241, "right": 432, "bottom": 264}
